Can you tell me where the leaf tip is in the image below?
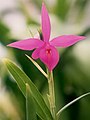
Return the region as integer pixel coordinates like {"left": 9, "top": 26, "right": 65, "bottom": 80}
{"left": 26, "top": 83, "right": 29, "bottom": 88}
{"left": 2, "top": 58, "right": 9, "bottom": 64}
{"left": 25, "top": 54, "right": 34, "bottom": 63}
{"left": 25, "top": 54, "right": 29, "bottom": 59}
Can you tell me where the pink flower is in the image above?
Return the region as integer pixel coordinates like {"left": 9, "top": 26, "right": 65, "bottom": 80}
{"left": 8, "top": 3, "right": 86, "bottom": 71}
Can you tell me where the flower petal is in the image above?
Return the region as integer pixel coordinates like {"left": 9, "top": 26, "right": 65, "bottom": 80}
{"left": 39, "top": 45, "right": 59, "bottom": 71}
{"left": 32, "top": 47, "right": 41, "bottom": 59}
{"left": 8, "top": 38, "right": 44, "bottom": 50}
{"left": 50, "top": 35, "right": 86, "bottom": 47}
{"left": 41, "top": 2, "right": 51, "bottom": 42}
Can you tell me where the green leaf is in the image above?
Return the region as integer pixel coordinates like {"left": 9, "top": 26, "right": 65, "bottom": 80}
{"left": 0, "top": 20, "right": 10, "bottom": 45}
{"left": 55, "top": 0, "right": 70, "bottom": 21}
{"left": 26, "top": 83, "right": 37, "bottom": 120}
{"left": 56, "top": 92, "right": 90, "bottom": 119}
{"left": 3, "top": 59, "right": 53, "bottom": 120}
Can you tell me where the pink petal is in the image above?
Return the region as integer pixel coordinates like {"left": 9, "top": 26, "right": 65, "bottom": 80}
{"left": 7, "top": 38, "right": 44, "bottom": 50}
{"left": 39, "top": 45, "right": 59, "bottom": 71}
{"left": 41, "top": 2, "right": 51, "bottom": 42}
{"left": 50, "top": 35, "right": 86, "bottom": 47}
{"left": 32, "top": 47, "right": 41, "bottom": 59}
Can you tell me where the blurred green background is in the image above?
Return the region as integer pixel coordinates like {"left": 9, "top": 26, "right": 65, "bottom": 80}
{"left": 0, "top": 0, "right": 90, "bottom": 120}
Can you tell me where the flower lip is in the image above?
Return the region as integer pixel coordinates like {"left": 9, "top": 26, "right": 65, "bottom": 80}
{"left": 39, "top": 44, "right": 59, "bottom": 71}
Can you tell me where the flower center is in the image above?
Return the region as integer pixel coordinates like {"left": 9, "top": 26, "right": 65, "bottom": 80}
{"left": 46, "top": 49, "right": 51, "bottom": 54}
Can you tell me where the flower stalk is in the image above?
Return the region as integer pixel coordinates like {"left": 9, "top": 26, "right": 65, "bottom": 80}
{"left": 47, "top": 69, "right": 56, "bottom": 120}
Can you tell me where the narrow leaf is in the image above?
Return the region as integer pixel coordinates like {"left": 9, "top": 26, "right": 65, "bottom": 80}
{"left": 57, "top": 92, "right": 90, "bottom": 119}
{"left": 26, "top": 83, "right": 37, "bottom": 120}
{"left": 25, "top": 54, "right": 48, "bottom": 78}
{"left": 3, "top": 59, "right": 53, "bottom": 120}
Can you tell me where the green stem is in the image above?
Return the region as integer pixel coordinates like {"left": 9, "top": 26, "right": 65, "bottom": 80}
{"left": 47, "top": 69, "right": 56, "bottom": 120}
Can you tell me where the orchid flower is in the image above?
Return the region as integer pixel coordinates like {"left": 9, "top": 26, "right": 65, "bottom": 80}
{"left": 8, "top": 3, "right": 86, "bottom": 71}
